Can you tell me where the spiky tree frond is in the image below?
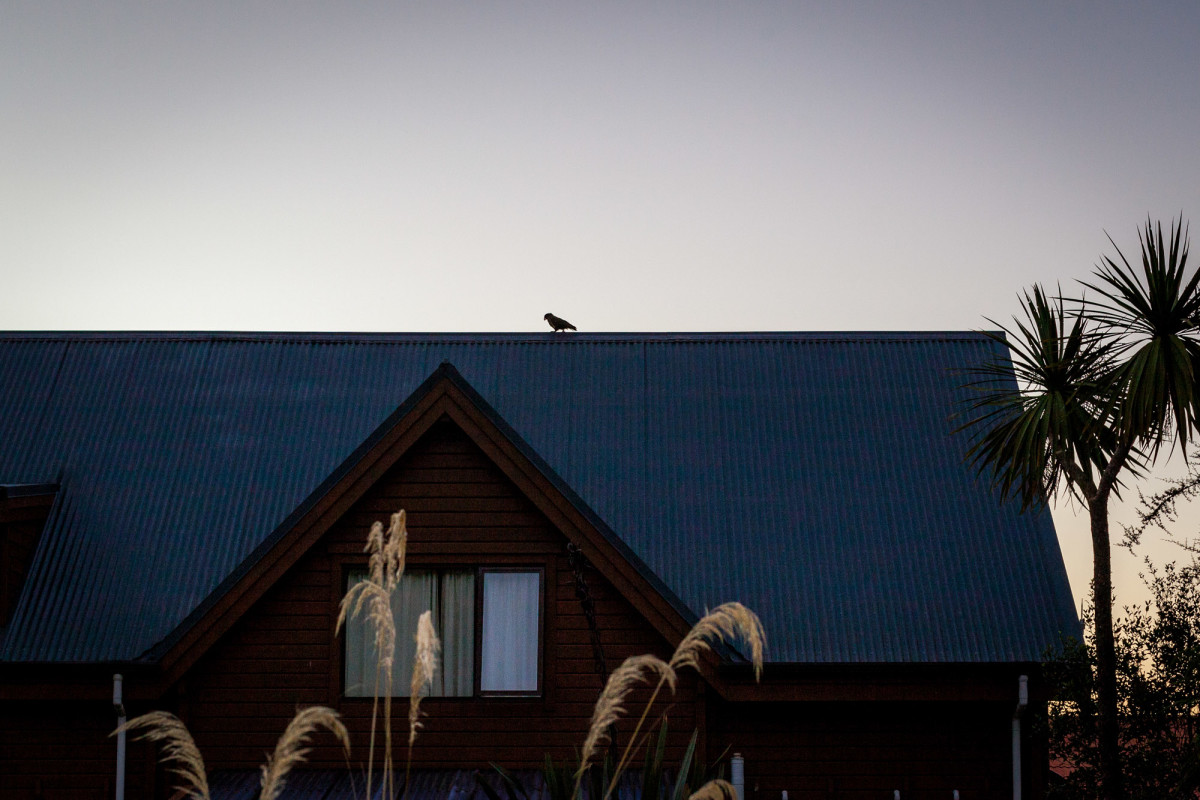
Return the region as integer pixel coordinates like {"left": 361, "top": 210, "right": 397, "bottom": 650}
{"left": 960, "top": 284, "right": 1125, "bottom": 509}
{"left": 1082, "top": 217, "right": 1200, "bottom": 457}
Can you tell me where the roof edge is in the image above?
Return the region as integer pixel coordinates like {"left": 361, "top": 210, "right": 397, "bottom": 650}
{"left": 0, "top": 330, "right": 1000, "bottom": 344}
{"left": 0, "top": 483, "right": 59, "bottom": 499}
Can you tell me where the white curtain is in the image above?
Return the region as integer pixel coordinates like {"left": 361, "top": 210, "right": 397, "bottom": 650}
{"left": 393, "top": 571, "right": 439, "bottom": 695}
{"left": 440, "top": 571, "right": 475, "bottom": 697}
{"left": 343, "top": 571, "right": 377, "bottom": 698}
{"left": 480, "top": 571, "right": 540, "bottom": 692}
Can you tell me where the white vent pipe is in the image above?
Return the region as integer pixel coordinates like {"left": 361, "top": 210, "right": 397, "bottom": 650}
{"left": 113, "top": 673, "right": 126, "bottom": 800}
{"left": 730, "top": 753, "right": 744, "bottom": 800}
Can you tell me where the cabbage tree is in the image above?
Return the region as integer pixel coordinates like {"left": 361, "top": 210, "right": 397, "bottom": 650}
{"left": 962, "top": 218, "right": 1198, "bottom": 800}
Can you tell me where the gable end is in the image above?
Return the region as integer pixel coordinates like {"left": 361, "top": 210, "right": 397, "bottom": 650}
{"left": 150, "top": 364, "right": 695, "bottom": 689}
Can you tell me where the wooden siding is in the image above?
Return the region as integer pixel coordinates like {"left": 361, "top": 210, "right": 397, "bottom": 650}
{"left": 0, "top": 491, "right": 53, "bottom": 629}
{"left": 0, "top": 700, "right": 158, "bottom": 800}
{"left": 709, "top": 699, "right": 1013, "bottom": 800}
{"left": 182, "top": 417, "right": 700, "bottom": 772}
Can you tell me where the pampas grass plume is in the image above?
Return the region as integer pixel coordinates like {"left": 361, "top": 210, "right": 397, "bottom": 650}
{"left": 113, "top": 711, "right": 209, "bottom": 800}
{"left": 409, "top": 609, "right": 441, "bottom": 747}
{"left": 336, "top": 511, "right": 408, "bottom": 800}
{"left": 578, "top": 654, "right": 676, "bottom": 776}
{"left": 670, "top": 602, "right": 765, "bottom": 680}
{"left": 258, "top": 706, "right": 350, "bottom": 800}
{"left": 383, "top": 510, "right": 408, "bottom": 591}
{"left": 688, "top": 779, "right": 739, "bottom": 800}
{"left": 365, "top": 520, "right": 386, "bottom": 584}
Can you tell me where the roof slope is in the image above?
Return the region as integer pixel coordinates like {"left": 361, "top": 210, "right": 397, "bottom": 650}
{"left": 0, "top": 331, "right": 1078, "bottom": 664}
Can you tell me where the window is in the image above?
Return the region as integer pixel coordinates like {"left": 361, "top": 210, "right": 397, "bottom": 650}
{"left": 343, "top": 568, "right": 541, "bottom": 697}
{"left": 479, "top": 570, "right": 541, "bottom": 693}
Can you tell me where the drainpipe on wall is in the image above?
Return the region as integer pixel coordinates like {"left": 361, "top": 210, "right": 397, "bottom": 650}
{"left": 730, "top": 753, "right": 745, "bottom": 800}
{"left": 113, "top": 674, "right": 126, "bottom": 800}
{"left": 1012, "top": 674, "right": 1028, "bottom": 800}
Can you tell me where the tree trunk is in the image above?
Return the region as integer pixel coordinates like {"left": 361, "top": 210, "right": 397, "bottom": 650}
{"left": 1090, "top": 489, "right": 1124, "bottom": 800}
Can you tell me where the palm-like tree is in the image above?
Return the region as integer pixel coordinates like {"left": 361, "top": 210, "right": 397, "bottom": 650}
{"left": 962, "top": 218, "right": 1197, "bottom": 800}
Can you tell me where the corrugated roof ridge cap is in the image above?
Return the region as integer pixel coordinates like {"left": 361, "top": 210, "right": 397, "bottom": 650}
{"left": 0, "top": 330, "right": 999, "bottom": 344}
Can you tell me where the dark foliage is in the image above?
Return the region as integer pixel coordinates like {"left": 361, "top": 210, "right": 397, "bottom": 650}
{"left": 1044, "top": 558, "right": 1200, "bottom": 799}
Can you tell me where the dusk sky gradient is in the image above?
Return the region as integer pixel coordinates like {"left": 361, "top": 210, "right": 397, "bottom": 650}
{"left": 4, "top": 2, "right": 1200, "bottom": 610}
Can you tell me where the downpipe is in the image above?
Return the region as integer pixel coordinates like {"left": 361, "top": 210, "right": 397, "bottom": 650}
{"left": 1012, "top": 674, "right": 1028, "bottom": 800}
{"left": 113, "top": 674, "right": 126, "bottom": 800}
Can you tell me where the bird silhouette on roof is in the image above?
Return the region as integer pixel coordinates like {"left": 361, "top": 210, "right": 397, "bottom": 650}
{"left": 544, "top": 313, "right": 577, "bottom": 332}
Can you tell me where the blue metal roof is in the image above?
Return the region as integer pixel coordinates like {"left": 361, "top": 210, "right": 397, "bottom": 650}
{"left": 0, "top": 331, "right": 1079, "bottom": 664}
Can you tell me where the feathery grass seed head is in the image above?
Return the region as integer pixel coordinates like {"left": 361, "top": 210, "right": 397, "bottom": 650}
{"left": 338, "top": 511, "right": 407, "bottom": 800}
{"left": 579, "top": 654, "right": 675, "bottom": 776}
{"left": 336, "top": 578, "right": 396, "bottom": 654}
{"left": 365, "top": 521, "right": 385, "bottom": 584}
{"left": 258, "top": 706, "right": 349, "bottom": 800}
{"left": 688, "top": 779, "right": 738, "bottom": 800}
{"left": 113, "top": 711, "right": 209, "bottom": 800}
{"left": 670, "top": 602, "right": 765, "bottom": 681}
{"left": 383, "top": 510, "right": 408, "bottom": 591}
{"left": 408, "top": 610, "right": 441, "bottom": 747}
{"left": 365, "top": 588, "right": 397, "bottom": 672}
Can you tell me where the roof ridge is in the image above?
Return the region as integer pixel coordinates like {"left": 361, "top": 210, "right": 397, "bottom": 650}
{"left": 0, "top": 330, "right": 996, "bottom": 344}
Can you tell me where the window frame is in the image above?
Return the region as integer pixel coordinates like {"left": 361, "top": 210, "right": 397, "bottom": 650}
{"left": 336, "top": 561, "right": 545, "bottom": 700}
{"left": 474, "top": 566, "right": 545, "bottom": 698}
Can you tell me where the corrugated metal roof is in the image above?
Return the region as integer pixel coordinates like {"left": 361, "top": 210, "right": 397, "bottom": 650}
{"left": 0, "top": 332, "right": 1079, "bottom": 664}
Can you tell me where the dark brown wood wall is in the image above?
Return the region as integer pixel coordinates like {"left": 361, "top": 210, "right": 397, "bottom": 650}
{"left": 709, "top": 699, "right": 1013, "bottom": 800}
{"left": 182, "top": 418, "right": 700, "bottom": 772}
{"left": 0, "top": 493, "right": 53, "bottom": 629}
{"left": 0, "top": 700, "right": 158, "bottom": 800}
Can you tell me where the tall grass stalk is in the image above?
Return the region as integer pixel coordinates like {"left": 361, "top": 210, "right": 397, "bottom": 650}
{"left": 112, "top": 711, "right": 209, "bottom": 800}
{"left": 114, "top": 706, "right": 347, "bottom": 800}
{"left": 336, "top": 510, "right": 408, "bottom": 799}
{"left": 575, "top": 653, "right": 676, "bottom": 798}
{"left": 259, "top": 707, "right": 350, "bottom": 800}
{"left": 406, "top": 609, "right": 441, "bottom": 794}
{"left": 588, "top": 602, "right": 765, "bottom": 800}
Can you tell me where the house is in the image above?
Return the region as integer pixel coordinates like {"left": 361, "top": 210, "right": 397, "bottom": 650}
{"left": 0, "top": 331, "right": 1080, "bottom": 800}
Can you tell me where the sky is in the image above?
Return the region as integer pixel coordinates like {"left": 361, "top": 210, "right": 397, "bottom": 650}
{"left": 3, "top": 2, "right": 1200, "bottom": 612}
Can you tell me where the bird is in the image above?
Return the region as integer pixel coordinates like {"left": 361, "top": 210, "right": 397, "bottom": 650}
{"left": 544, "top": 313, "right": 577, "bottom": 332}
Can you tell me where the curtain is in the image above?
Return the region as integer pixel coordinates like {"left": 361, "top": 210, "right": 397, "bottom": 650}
{"left": 392, "top": 571, "right": 439, "bottom": 695}
{"left": 480, "top": 571, "right": 540, "bottom": 692}
{"left": 343, "top": 570, "right": 377, "bottom": 698}
{"left": 344, "top": 569, "right": 474, "bottom": 697}
{"left": 440, "top": 570, "right": 475, "bottom": 697}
